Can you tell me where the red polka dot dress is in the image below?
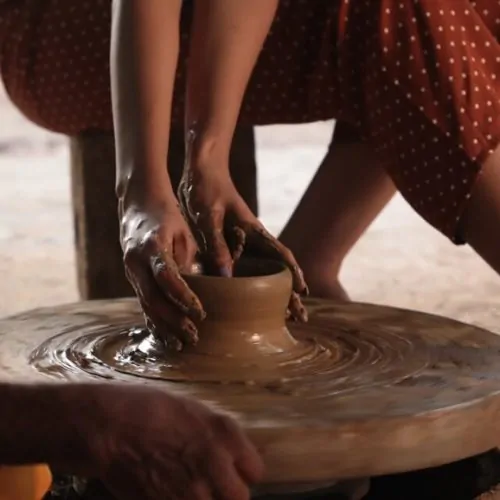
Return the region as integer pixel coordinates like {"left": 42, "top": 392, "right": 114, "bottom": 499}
{"left": 1, "top": 0, "right": 500, "bottom": 242}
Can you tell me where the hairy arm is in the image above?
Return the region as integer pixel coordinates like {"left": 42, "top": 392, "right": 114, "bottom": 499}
{"left": 110, "top": 0, "right": 182, "bottom": 208}
{"left": 0, "top": 383, "right": 94, "bottom": 468}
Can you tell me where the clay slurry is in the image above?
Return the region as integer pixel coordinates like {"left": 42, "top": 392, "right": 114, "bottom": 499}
{"left": 35, "top": 317, "right": 429, "bottom": 390}
{"left": 7, "top": 255, "right": 500, "bottom": 482}
{"left": 4, "top": 298, "right": 500, "bottom": 481}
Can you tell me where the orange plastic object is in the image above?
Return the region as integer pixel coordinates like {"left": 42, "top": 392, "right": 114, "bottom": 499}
{"left": 0, "top": 465, "right": 52, "bottom": 500}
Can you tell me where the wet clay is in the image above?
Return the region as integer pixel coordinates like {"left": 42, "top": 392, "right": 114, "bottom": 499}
{"left": 2, "top": 262, "right": 500, "bottom": 486}
{"left": 57, "top": 260, "right": 427, "bottom": 386}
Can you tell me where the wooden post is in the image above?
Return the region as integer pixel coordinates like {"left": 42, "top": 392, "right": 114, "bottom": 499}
{"left": 70, "top": 132, "right": 133, "bottom": 300}
{"left": 70, "top": 126, "right": 258, "bottom": 300}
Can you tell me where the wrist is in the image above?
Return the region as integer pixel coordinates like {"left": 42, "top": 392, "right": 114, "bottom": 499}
{"left": 184, "top": 128, "right": 231, "bottom": 177}
{"left": 116, "top": 164, "right": 178, "bottom": 214}
{"left": 0, "top": 383, "right": 94, "bottom": 471}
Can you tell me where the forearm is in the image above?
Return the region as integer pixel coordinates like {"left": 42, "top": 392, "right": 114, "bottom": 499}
{"left": 0, "top": 383, "right": 92, "bottom": 469}
{"left": 111, "top": 0, "right": 182, "bottom": 206}
{"left": 185, "top": 0, "right": 278, "bottom": 169}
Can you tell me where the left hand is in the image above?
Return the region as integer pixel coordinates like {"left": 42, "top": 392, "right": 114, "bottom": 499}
{"left": 177, "top": 169, "right": 308, "bottom": 322}
{"left": 68, "top": 383, "right": 264, "bottom": 500}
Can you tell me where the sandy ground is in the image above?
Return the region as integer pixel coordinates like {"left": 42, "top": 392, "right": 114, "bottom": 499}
{"left": 1, "top": 85, "right": 500, "bottom": 334}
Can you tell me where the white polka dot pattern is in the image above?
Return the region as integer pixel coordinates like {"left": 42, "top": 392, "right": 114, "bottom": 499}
{"left": 0, "top": 0, "right": 499, "bottom": 241}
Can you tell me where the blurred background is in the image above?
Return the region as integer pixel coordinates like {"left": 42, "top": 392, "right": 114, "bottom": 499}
{"left": 1, "top": 82, "right": 500, "bottom": 332}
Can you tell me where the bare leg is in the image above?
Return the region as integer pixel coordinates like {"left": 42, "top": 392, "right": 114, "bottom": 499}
{"left": 184, "top": 0, "right": 278, "bottom": 170}
{"left": 279, "top": 123, "right": 396, "bottom": 301}
{"left": 461, "top": 146, "right": 500, "bottom": 274}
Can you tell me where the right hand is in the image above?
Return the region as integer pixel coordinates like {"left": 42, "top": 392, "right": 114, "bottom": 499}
{"left": 178, "top": 168, "right": 308, "bottom": 322}
{"left": 86, "top": 384, "right": 264, "bottom": 500}
{"left": 120, "top": 196, "right": 206, "bottom": 349}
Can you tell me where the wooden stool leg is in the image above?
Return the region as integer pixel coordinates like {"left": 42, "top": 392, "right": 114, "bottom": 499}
{"left": 70, "top": 133, "right": 134, "bottom": 300}
{"left": 71, "top": 126, "right": 258, "bottom": 300}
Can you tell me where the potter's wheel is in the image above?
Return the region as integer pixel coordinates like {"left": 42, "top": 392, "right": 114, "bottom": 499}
{"left": 3, "top": 296, "right": 500, "bottom": 487}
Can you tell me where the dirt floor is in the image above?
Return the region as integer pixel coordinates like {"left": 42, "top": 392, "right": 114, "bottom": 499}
{"left": 1, "top": 85, "right": 500, "bottom": 334}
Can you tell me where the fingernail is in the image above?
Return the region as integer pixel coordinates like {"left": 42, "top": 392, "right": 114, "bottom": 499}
{"left": 300, "top": 307, "right": 309, "bottom": 322}
{"left": 167, "top": 337, "right": 183, "bottom": 352}
{"left": 185, "top": 323, "right": 199, "bottom": 344}
{"left": 220, "top": 267, "right": 232, "bottom": 278}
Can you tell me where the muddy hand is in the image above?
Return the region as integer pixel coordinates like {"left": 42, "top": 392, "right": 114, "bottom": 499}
{"left": 235, "top": 220, "right": 308, "bottom": 322}
{"left": 178, "top": 170, "right": 308, "bottom": 321}
{"left": 178, "top": 172, "right": 236, "bottom": 277}
{"left": 120, "top": 200, "right": 206, "bottom": 349}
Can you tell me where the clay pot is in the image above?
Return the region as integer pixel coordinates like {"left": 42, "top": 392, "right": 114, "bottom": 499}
{"left": 119, "top": 258, "right": 302, "bottom": 384}
{"left": 180, "top": 258, "right": 296, "bottom": 359}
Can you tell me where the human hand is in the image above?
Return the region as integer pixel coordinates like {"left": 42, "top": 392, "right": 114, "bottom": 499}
{"left": 177, "top": 169, "right": 308, "bottom": 322}
{"left": 85, "top": 384, "right": 264, "bottom": 500}
{"left": 120, "top": 195, "right": 206, "bottom": 349}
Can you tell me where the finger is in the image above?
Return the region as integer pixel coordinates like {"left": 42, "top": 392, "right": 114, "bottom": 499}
{"left": 129, "top": 262, "right": 199, "bottom": 345}
{"left": 197, "top": 210, "right": 234, "bottom": 277}
{"left": 243, "top": 224, "right": 308, "bottom": 295}
{"left": 173, "top": 228, "right": 199, "bottom": 273}
{"left": 142, "top": 302, "right": 197, "bottom": 347}
{"left": 287, "top": 291, "right": 308, "bottom": 323}
{"left": 182, "top": 480, "right": 213, "bottom": 500}
{"left": 144, "top": 316, "right": 182, "bottom": 351}
{"left": 227, "top": 226, "right": 246, "bottom": 262}
{"left": 125, "top": 246, "right": 203, "bottom": 324}
{"left": 149, "top": 251, "right": 206, "bottom": 321}
{"left": 209, "top": 415, "right": 264, "bottom": 485}
{"left": 205, "top": 449, "right": 251, "bottom": 500}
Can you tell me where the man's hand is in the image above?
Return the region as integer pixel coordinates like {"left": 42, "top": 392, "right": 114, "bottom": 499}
{"left": 90, "top": 384, "right": 263, "bottom": 500}
{"left": 0, "top": 382, "right": 263, "bottom": 499}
